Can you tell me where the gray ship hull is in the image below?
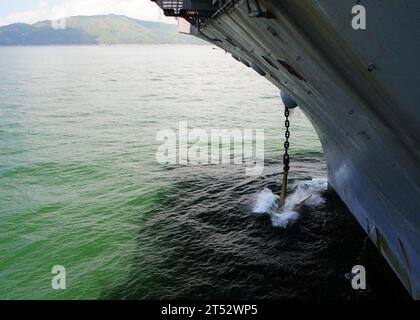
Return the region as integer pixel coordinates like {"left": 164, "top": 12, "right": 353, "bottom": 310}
{"left": 157, "top": 0, "right": 420, "bottom": 298}
{"left": 199, "top": 0, "right": 420, "bottom": 298}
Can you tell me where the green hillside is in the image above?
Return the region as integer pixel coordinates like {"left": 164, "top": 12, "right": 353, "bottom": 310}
{"left": 0, "top": 14, "right": 205, "bottom": 45}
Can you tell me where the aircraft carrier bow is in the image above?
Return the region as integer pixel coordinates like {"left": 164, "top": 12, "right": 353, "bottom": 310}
{"left": 151, "top": 0, "right": 420, "bottom": 299}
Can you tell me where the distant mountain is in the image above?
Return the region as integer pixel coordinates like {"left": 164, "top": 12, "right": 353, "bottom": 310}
{"left": 0, "top": 14, "right": 205, "bottom": 45}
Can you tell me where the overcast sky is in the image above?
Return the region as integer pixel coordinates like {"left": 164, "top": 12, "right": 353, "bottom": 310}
{"left": 0, "top": 0, "right": 175, "bottom": 26}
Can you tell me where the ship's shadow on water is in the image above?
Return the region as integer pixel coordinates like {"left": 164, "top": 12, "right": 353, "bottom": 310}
{"left": 100, "top": 165, "right": 410, "bottom": 300}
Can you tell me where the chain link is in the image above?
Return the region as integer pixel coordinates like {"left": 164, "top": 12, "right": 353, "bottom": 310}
{"left": 283, "top": 108, "right": 290, "bottom": 173}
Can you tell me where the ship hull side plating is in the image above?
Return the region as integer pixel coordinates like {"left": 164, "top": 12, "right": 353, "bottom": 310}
{"left": 200, "top": 0, "right": 420, "bottom": 298}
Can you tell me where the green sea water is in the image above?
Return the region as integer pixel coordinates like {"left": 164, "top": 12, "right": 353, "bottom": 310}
{"left": 0, "top": 45, "right": 407, "bottom": 300}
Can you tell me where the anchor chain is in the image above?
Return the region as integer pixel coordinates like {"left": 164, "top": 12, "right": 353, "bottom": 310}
{"left": 280, "top": 108, "right": 291, "bottom": 208}
{"left": 283, "top": 108, "right": 291, "bottom": 173}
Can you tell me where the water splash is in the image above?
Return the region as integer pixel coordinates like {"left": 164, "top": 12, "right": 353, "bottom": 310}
{"left": 252, "top": 179, "right": 328, "bottom": 228}
{"left": 252, "top": 188, "right": 278, "bottom": 214}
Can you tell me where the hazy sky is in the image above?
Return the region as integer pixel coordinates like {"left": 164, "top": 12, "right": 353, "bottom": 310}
{"left": 0, "top": 0, "right": 175, "bottom": 25}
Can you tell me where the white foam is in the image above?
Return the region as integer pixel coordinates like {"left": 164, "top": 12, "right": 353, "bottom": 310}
{"left": 252, "top": 179, "right": 327, "bottom": 228}
{"left": 285, "top": 178, "right": 327, "bottom": 208}
{"left": 270, "top": 210, "right": 299, "bottom": 228}
{"left": 252, "top": 188, "right": 279, "bottom": 214}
